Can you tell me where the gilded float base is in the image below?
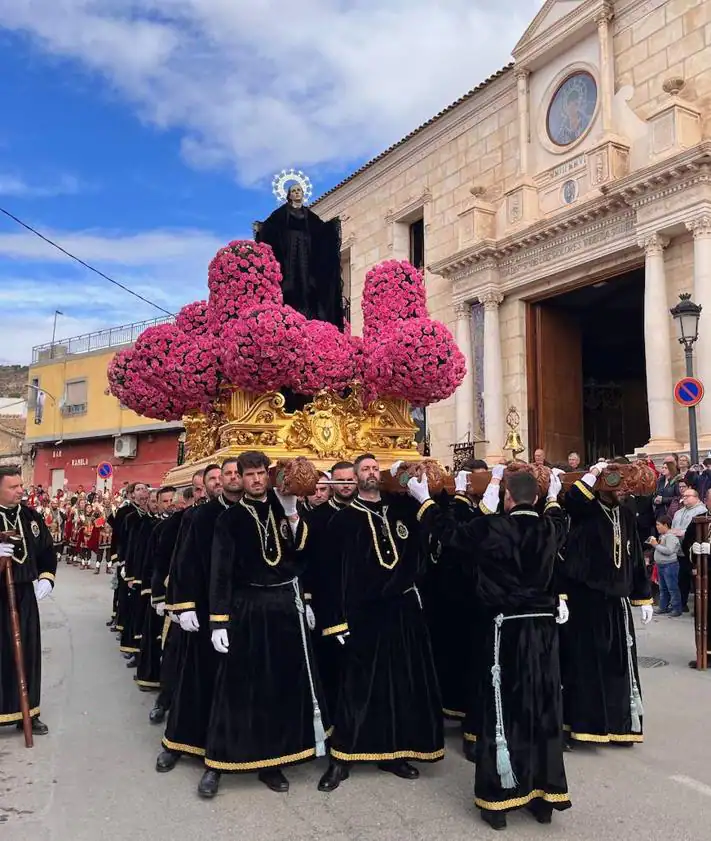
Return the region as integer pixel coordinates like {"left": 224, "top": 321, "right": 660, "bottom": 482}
{"left": 164, "top": 386, "right": 419, "bottom": 486}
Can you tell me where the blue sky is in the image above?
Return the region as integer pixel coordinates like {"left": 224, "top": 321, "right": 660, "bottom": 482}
{"left": 0, "top": 1, "right": 541, "bottom": 364}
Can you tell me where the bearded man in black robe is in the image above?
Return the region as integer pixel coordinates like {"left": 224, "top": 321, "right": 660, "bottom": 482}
{"left": 561, "top": 461, "right": 653, "bottom": 746}
{"left": 414, "top": 466, "right": 571, "bottom": 831}
{"left": 255, "top": 183, "right": 344, "bottom": 328}
{"left": 0, "top": 465, "right": 56, "bottom": 736}
{"left": 317, "top": 454, "right": 443, "bottom": 793}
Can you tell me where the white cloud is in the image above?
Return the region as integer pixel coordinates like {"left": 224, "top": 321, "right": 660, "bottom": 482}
{"left": 0, "top": 226, "right": 235, "bottom": 364}
{"left": 0, "top": 0, "right": 542, "bottom": 184}
{"left": 0, "top": 172, "right": 83, "bottom": 198}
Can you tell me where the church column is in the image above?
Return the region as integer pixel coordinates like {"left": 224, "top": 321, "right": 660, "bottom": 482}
{"left": 454, "top": 302, "right": 475, "bottom": 443}
{"left": 641, "top": 234, "right": 679, "bottom": 451}
{"left": 596, "top": 3, "right": 614, "bottom": 133}
{"left": 515, "top": 69, "right": 530, "bottom": 177}
{"left": 686, "top": 214, "right": 711, "bottom": 445}
{"left": 481, "top": 290, "right": 505, "bottom": 462}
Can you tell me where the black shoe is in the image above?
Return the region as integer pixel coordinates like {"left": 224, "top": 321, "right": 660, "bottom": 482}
{"left": 683, "top": 604, "right": 690, "bottom": 613}
{"left": 377, "top": 759, "right": 419, "bottom": 780}
{"left": 198, "top": 770, "right": 220, "bottom": 798}
{"left": 106, "top": 618, "right": 115, "bottom": 627}
{"left": 689, "top": 659, "right": 699, "bottom": 669}
{"left": 149, "top": 705, "right": 167, "bottom": 724}
{"left": 481, "top": 809, "right": 507, "bottom": 830}
{"left": 155, "top": 750, "right": 180, "bottom": 773}
{"left": 125, "top": 656, "right": 137, "bottom": 668}
{"left": 16, "top": 717, "right": 49, "bottom": 736}
{"left": 318, "top": 761, "right": 350, "bottom": 792}
{"left": 258, "top": 768, "right": 289, "bottom": 793}
{"left": 527, "top": 800, "right": 553, "bottom": 824}
{"left": 463, "top": 738, "right": 477, "bottom": 763}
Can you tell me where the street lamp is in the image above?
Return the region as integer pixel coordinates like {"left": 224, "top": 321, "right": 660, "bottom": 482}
{"left": 670, "top": 292, "right": 703, "bottom": 465}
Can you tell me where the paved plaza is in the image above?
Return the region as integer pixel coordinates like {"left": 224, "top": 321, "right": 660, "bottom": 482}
{"left": 2, "top": 570, "right": 710, "bottom": 841}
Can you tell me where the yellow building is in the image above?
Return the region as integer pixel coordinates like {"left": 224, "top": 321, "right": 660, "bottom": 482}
{"left": 25, "top": 318, "right": 183, "bottom": 493}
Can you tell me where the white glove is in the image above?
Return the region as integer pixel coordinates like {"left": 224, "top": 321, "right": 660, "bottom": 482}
{"left": 120, "top": 566, "right": 126, "bottom": 580}
{"left": 556, "top": 598, "right": 569, "bottom": 625}
{"left": 306, "top": 605, "right": 316, "bottom": 631}
{"left": 274, "top": 489, "right": 297, "bottom": 517}
{"left": 154, "top": 602, "right": 166, "bottom": 617}
{"left": 211, "top": 629, "right": 229, "bottom": 654}
{"left": 34, "top": 579, "right": 53, "bottom": 601}
{"left": 702, "top": 543, "right": 711, "bottom": 555}
{"left": 178, "top": 610, "right": 200, "bottom": 633}
{"left": 336, "top": 631, "right": 350, "bottom": 645}
{"left": 547, "top": 471, "right": 562, "bottom": 501}
{"left": 0, "top": 543, "right": 14, "bottom": 558}
{"left": 692, "top": 542, "right": 703, "bottom": 556}
{"left": 590, "top": 461, "right": 608, "bottom": 474}
{"left": 455, "top": 471, "right": 470, "bottom": 493}
{"left": 640, "top": 604, "right": 653, "bottom": 625}
{"left": 491, "top": 464, "right": 505, "bottom": 481}
{"left": 552, "top": 467, "right": 565, "bottom": 478}
{"left": 407, "top": 475, "right": 430, "bottom": 504}
{"left": 169, "top": 612, "right": 180, "bottom": 624}
{"left": 390, "top": 460, "right": 404, "bottom": 477}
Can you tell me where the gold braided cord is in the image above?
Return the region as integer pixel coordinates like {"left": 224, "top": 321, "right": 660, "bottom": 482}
{"left": 474, "top": 790, "right": 571, "bottom": 811}
{"left": 331, "top": 747, "right": 445, "bottom": 762}
{"left": 351, "top": 499, "right": 400, "bottom": 570}
{"left": 239, "top": 499, "right": 282, "bottom": 567}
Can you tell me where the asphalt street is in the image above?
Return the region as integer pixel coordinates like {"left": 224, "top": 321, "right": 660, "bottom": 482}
{"left": 2, "top": 568, "right": 711, "bottom": 841}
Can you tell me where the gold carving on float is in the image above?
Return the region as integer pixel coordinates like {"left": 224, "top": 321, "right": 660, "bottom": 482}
{"left": 165, "top": 385, "right": 418, "bottom": 486}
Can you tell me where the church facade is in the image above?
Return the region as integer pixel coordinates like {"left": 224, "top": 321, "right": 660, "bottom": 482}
{"left": 313, "top": 0, "right": 711, "bottom": 465}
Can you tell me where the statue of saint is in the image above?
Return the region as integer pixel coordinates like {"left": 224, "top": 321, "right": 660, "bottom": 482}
{"left": 254, "top": 183, "right": 345, "bottom": 329}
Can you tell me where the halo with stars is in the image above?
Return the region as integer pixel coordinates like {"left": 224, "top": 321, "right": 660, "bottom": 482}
{"left": 271, "top": 169, "right": 314, "bottom": 205}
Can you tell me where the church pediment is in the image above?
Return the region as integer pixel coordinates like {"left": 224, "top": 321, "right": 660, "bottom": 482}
{"left": 514, "top": 0, "right": 611, "bottom": 67}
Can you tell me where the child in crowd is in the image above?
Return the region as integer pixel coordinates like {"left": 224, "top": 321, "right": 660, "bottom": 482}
{"left": 648, "top": 514, "right": 682, "bottom": 617}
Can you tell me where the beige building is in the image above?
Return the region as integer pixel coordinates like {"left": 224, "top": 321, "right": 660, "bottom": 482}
{"left": 314, "top": 0, "right": 711, "bottom": 465}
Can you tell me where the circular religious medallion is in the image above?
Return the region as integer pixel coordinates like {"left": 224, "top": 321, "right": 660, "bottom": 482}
{"left": 561, "top": 179, "right": 578, "bottom": 205}
{"left": 279, "top": 520, "right": 290, "bottom": 540}
{"left": 31, "top": 521, "right": 40, "bottom": 537}
{"left": 604, "top": 471, "right": 622, "bottom": 488}
{"left": 547, "top": 71, "right": 598, "bottom": 147}
{"left": 396, "top": 521, "right": 409, "bottom": 540}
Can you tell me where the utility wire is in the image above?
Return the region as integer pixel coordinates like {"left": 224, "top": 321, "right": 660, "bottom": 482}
{"left": 0, "top": 206, "right": 173, "bottom": 316}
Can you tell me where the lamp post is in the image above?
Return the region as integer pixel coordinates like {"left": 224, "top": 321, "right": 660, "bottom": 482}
{"left": 670, "top": 293, "right": 703, "bottom": 465}
{"left": 50, "top": 310, "right": 63, "bottom": 359}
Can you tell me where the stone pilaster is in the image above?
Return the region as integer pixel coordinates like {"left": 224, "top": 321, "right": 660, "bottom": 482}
{"left": 480, "top": 289, "right": 505, "bottom": 463}
{"left": 454, "top": 302, "right": 475, "bottom": 444}
{"left": 686, "top": 215, "right": 711, "bottom": 447}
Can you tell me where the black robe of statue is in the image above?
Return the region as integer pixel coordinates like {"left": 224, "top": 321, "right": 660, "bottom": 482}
{"left": 560, "top": 481, "right": 652, "bottom": 744}
{"left": 421, "top": 498, "right": 571, "bottom": 815}
{"left": 162, "top": 497, "right": 234, "bottom": 758}
{"left": 422, "top": 492, "right": 487, "bottom": 749}
{"left": 118, "top": 508, "right": 147, "bottom": 652}
{"left": 151, "top": 508, "right": 189, "bottom": 709}
{"left": 323, "top": 495, "right": 444, "bottom": 764}
{"left": 205, "top": 493, "right": 328, "bottom": 773}
{"left": 256, "top": 203, "right": 344, "bottom": 328}
{"left": 0, "top": 504, "right": 56, "bottom": 725}
{"left": 301, "top": 497, "right": 350, "bottom": 713}
{"left": 135, "top": 514, "right": 170, "bottom": 690}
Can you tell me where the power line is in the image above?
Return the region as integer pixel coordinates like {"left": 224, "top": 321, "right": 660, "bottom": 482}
{"left": 0, "top": 206, "right": 173, "bottom": 316}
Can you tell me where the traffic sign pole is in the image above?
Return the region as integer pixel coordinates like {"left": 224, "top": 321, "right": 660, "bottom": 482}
{"left": 685, "top": 350, "right": 699, "bottom": 467}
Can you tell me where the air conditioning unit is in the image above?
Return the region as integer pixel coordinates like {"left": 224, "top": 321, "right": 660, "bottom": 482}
{"left": 114, "top": 434, "right": 138, "bottom": 458}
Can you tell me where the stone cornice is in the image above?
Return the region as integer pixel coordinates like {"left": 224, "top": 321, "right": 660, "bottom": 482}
{"left": 385, "top": 187, "right": 433, "bottom": 224}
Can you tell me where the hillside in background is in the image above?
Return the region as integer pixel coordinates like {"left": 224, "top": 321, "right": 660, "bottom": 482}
{"left": 0, "top": 365, "right": 29, "bottom": 398}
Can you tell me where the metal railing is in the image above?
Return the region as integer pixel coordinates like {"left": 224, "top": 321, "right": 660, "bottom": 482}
{"left": 32, "top": 316, "right": 175, "bottom": 363}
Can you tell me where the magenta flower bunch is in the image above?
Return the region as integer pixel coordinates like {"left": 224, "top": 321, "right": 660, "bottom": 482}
{"left": 361, "top": 260, "right": 428, "bottom": 341}
{"left": 299, "top": 320, "right": 363, "bottom": 394}
{"left": 175, "top": 300, "right": 209, "bottom": 335}
{"left": 107, "top": 347, "right": 190, "bottom": 421}
{"left": 207, "top": 240, "right": 283, "bottom": 330}
{"left": 221, "top": 304, "right": 308, "bottom": 393}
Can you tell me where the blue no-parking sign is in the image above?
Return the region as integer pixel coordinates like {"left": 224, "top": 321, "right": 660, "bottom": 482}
{"left": 674, "top": 377, "right": 704, "bottom": 408}
{"left": 97, "top": 461, "right": 113, "bottom": 480}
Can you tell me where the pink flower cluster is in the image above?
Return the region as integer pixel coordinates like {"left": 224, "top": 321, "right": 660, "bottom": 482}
{"left": 107, "top": 348, "right": 189, "bottom": 421}
{"left": 300, "top": 321, "right": 362, "bottom": 394}
{"left": 175, "top": 300, "right": 208, "bottom": 335}
{"left": 361, "top": 260, "right": 465, "bottom": 406}
{"left": 207, "top": 240, "right": 282, "bottom": 329}
{"left": 361, "top": 260, "right": 428, "bottom": 341}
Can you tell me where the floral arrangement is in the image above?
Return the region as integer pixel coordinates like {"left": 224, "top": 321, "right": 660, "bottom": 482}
{"left": 107, "top": 348, "right": 190, "bottom": 421}
{"left": 361, "top": 260, "right": 428, "bottom": 341}
{"left": 175, "top": 300, "right": 209, "bottom": 335}
{"left": 299, "top": 320, "right": 363, "bottom": 394}
{"left": 207, "top": 240, "right": 282, "bottom": 330}
{"left": 221, "top": 305, "right": 308, "bottom": 393}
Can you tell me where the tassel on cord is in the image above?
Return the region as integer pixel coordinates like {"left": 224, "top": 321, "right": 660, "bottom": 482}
{"left": 313, "top": 706, "right": 327, "bottom": 757}
{"left": 491, "top": 618, "right": 518, "bottom": 790}
{"left": 624, "top": 599, "right": 644, "bottom": 733}
{"left": 292, "top": 578, "right": 328, "bottom": 757}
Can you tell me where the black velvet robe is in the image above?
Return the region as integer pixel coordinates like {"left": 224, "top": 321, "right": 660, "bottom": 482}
{"left": 162, "top": 497, "right": 234, "bottom": 758}
{"left": 256, "top": 203, "right": 344, "bottom": 328}
{"left": 121, "top": 514, "right": 156, "bottom": 654}
{"left": 301, "top": 497, "right": 350, "bottom": 713}
{"left": 0, "top": 504, "right": 56, "bottom": 724}
{"left": 110, "top": 503, "right": 141, "bottom": 634}
{"left": 135, "top": 514, "right": 170, "bottom": 690}
{"left": 205, "top": 493, "right": 328, "bottom": 773}
{"left": 421, "top": 499, "right": 571, "bottom": 814}
{"left": 324, "top": 495, "right": 444, "bottom": 764}
{"left": 117, "top": 507, "right": 146, "bottom": 649}
{"left": 560, "top": 481, "right": 652, "bottom": 743}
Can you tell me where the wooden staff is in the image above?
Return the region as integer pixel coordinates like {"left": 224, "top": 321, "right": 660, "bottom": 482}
{"left": 0, "top": 551, "right": 33, "bottom": 747}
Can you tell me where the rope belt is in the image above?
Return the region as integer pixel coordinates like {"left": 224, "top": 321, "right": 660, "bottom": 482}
{"left": 621, "top": 597, "right": 644, "bottom": 732}
{"left": 248, "top": 577, "right": 326, "bottom": 757}
{"left": 492, "top": 611, "right": 553, "bottom": 789}
{"left": 404, "top": 583, "right": 422, "bottom": 609}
